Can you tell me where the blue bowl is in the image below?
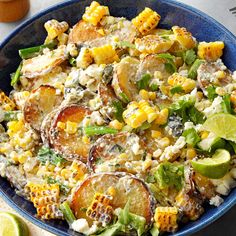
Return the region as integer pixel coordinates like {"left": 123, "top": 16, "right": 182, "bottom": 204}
{"left": 0, "top": 0, "right": 236, "bottom": 235}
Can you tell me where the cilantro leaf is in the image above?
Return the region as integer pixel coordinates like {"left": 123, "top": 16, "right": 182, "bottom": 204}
{"left": 184, "top": 49, "right": 196, "bottom": 65}
{"left": 182, "top": 128, "right": 201, "bottom": 146}
{"left": 47, "top": 176, "right": 70, "bottom": 195}
{"left": 170, "top": 85, "right": 184, "bottom": 95}
{"left": 112, "top": 100, "right": 124, "bottom": 122}
{"left": 157, "top": 53, "right": 177, "bottom": 74}
{"left": 188, "top": 106, "right": 206, "bottom": 124}
{"left": 118, "top": 41, "right": 136, "bottom": 49}
{"left": 206, "top": 86, "right": 217, "bottom": 101}
{"left": 188, "top": 59, "right": 204, "bottom": 79}
{"left": 137, "top": 73, "right": 151, "bottom": 90}
{"left": 221, "top": 94, "right": 233, "bottom": 114}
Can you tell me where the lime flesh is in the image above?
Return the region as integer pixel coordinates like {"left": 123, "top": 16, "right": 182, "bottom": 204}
{"left": 191, "top": 149, "right": 231, "bottom": 179}
{"left": 203, "top": 113, "right": 236, "bottom": 142}
{"left": 0, "top": 212, "right": 29, "bottom": 236}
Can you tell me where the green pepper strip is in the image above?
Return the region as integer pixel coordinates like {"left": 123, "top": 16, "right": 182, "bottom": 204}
{"left": 84, "top": 126, "right": 118, "bottom": 136}
{"left": 59, "top": 201, "right": 76, "bottom": 225}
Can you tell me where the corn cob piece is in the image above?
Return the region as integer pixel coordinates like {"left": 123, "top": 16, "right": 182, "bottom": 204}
{"left": 13, "top": 91, "right": 30, "bottom": 111}
{"left": 135, "top": 34, "right": 173, "bottom": 54}
{"left": 76, "top": 47, "right": 94, "bottom": 69}
{"left": 91, "top": 44, "right": 119, "bottom": 65}
{"left": 123, "top": 102, "right": 147, "bottom": 128}
{"left": 198, "top": 41, "right": 224, "bottom": 61}
{"left": 168, "top": 73, "right": 196, "bottom": 93}
{"left": 86, "top": 192, "right": 113, "bottom": 224}
{"left": 132, "top": 7, "right": 161, "bottom": 35}
{"left": 138, "top": 100, "right": 158, "bottom": 123}
{"left": 154, "top": 207, "right": 178, "bottom": 232}
{"left": 172, "top": 26, "right": 196, "bottom": 49}
{"left": 44, "top": 19, "right": 69, "bottom": 40}
{"left": 82, "top": 1, "right": 110, "bottom": 26}
{"left": 0, "top": 91, "right": 16, "bottom": 111}
{"left": 26, "top": 183, "right": 63, "bottom": 219}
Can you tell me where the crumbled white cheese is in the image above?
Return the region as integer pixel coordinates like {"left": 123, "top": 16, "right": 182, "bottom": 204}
{"left": 0, "top": 162, "right": 7, "bottom": 177}
{"left": 214, "top": 59, "right": 227, "bottom": 71}
{"left": 178, "top": 69, "right": 188, "bottom": 77}
{"left": 71, "top": 219, "right": 98, "bottom": 235}
{"left": 90, "top": 111, "right": 105, "bottom": 126}
{"left": 203, "top": 96, "right": 223, "bottom": 117}
{"left": 233, "top": 71, "right": 236, "bottom": 82}
{"left": 153, "top": 149, "right": 162, "bottom": 158}
{"left": 65, "top": 68, "right": 81, "bottom": 87}
{"left": 127, "top": 134, "right": 143, "bottom": 155}
{"left": 160, "top": 136, "right": 186, "bottom": 161}
{"left": 209, "top": 195, "right": 224, "bottom": 207}
{"left": 184, "top": 121, "right": 195, "bottom": 130}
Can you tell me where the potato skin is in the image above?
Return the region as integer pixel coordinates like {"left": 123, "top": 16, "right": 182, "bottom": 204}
{"left": 49, "top": 105, "right": 91, "bottom": 162}
{"left": 71, "top": 172, "right": 155, "bottom": 226}
{"left": 24, "top": 85, "right": 63, "bottom": 131}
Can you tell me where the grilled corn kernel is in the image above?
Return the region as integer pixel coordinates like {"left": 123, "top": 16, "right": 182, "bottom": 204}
{"left": 148, "top": 92, "right": 156, "bottom": 100}
{"left": 159, "top": 137, "right": 170, "bottom": 148}
{"left": 139, "top": 100, "right": 158, "bottom": 123}
{"left": 44, "top": 19, "right": 69, "bottom": 40}
{"left": 230, "top": 91, "right": 236, "bottom": 106}
{"left": 154, "top": 71, "right": 163, "bottom": 80}
{"left": 0, "top": 91, "right": 16, "bottom": 111}
{"left": 82, "top": 135, "right": 90, "bottom": 144}
{"left": 201, "top": 131, "right": 209, "bottom": 139}
{"left": 151, "top": 130, "right": 162, "bottom": 139}
{"left": 155, "top": 108, "right": 169, "bottom": 125}
{"left": 86, "top": 192, "right": 113, "bottom": 224}
{"left": 61, "top": 169, "right": 72, "bottom": 180}
{"left": 118, "top": 153, "right": 128, "bottom": 159}
{"left": 65, "top": 121, "right": 78, "bottom": 134}
{"left": 18, "top": 153, "right": 27, "bottom": 164}
{"left": 109, "top": 119, "right": 124, "bottom": 130}
{"left": 10, "top": 151, "right": 19, "bottom": 163}
{"left": 57, "top": 33, "right": 68, "bottom": 46}
{"left": 76, "top": 47, "right": 93, "bottom": 69}
{"left": 186, "top": 148, "right": 197, "bottom": 160}
{"left": 154, "top": 207, "right": 178, "bottom": 232}
{"left": 215, "top": 87, "right": 226, "bottom": 96}
{"left": 198, "top": 41, "right": 224, "bottom": 61}
{"left": 82, "top": 1, "right": 110, "bottom": 26}
{"left": 132, "top": 7, "right": 161, "bottom": 35}
{"left": 107, "top": 186, "right": 116, "bottom": 197}
{"left": 57, "top": 122, "right": 66, "bottom": 130}
{"left": 91, "top": 44, "right": 119, "bottom": 65}
{"left": 196, "top": 91, "right": 203, "bottom": 100}
{"left": 139, "top": 89, "right": 150, "bottom": 100}
{"left": 172, "top": 26, "right": 196, "bottom": 49}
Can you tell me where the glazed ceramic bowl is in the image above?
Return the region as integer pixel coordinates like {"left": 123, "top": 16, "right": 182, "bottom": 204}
{"left": 0, "top": 0, "right": 236, "bottom": 235}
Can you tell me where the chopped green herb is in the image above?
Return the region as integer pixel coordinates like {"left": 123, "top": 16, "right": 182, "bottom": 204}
{"left": 221, "top": 94, "right": 233, "bottom": 114}
{"left": 149, "top": 83, "right": 159, "bottom": 91}
{"left": 206, "top": 86, "right": 217, "bottom": 101}
{"left": 188, "top": 59, "right": 204, "bottom": 79}
{"left": 157, "top": 53, "right": 177, "bottom": 74}
{"left": 80, "top": 207, "right": 87, "bottom": 212}
{"left": 47, "top": 176, "right": 70, "bottom": 195}
{"left": 102, "top": 64, "right": 113, "bottom": 84}
{"left": 119, "top": 92, "right": 130, "bottom": 103}
{"left": 188, "top": 106, "right": 206, "bottom": 124}
{"left": 3, "top": 111, "right": 21, "bottom": 121}
{"left": 137, "top": 73, "right": 151, "bottom": 90}
{"left": 138, "top": 122, "right": 151, "bottom": 131}
{"left": 84, "top": 126, "right": 118, "bottom": 136}
{"left": 112, "top": 100, "right": 124, "bottom": 122}
{"left": 69, "top": 57, "right": 76, "bottom": 67}
{"left": 118, "top": 41, "right": 136, "bottom": 49}
{"left": 19, "top": 41, "right": 57, "bottom": 59}
{"left": 37, "top": 146, "right": 65, "bottom": 166}
{"left": 154, "top": 162, "right": 184, "bottom": 191}
{"left": 146, "top": 175, "right": 156, "bottom": 183}
{"left": 183, "top": 49, "right": 196, "bottom": 65}
{"left": 170, "top": 85, "right": 184, "bottom": 95}
{"left": 182, "top": 128, "right": 201, "bottom": 146}
{"left": 156, "top": 53, "right": 175, "bottom": 60}
{"left": 11, "top": 62, "right": 22, "bottom": 86}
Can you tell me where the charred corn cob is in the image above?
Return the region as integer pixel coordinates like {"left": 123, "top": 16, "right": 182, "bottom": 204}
{"left": 44, "top": 19, "right": 69, "bottom": 40}
{"left": 168, "top": 73, "right": 196, "bottom": 93}
{"left": 91, "top": 44, "right": 119, "bottom": 65}
{"left": 0, "top": 91, "right": 16, "bottom": 111}
{"left": 198, "top": 41, "right": 224, "bottom": 61}
{"left": 13, "top": 91, "right": 30, "bottom": 110}
{"left": 175, "top": 190, "right": 204, "bottom": 221}
{"left": 58, "top": 33, "right": 69, "bottom": 46}
{"left": 135, "top": 35, "right": 173, "bottom": 54}
{"left": 82, "top": 1, "right": 110, "bottom": 26}
{"left": 86, "top": 192, "right": 113, "bottom": 224}
{"left": 132, "top": 7, "right": 161, "bottom": 35}
{"left": 172, "top": 26, "right": 196, "bottom": 49}
{"left": 76, "top": 47, "right": 94, "bottom": 69}
{"left": 154, "top": 207, "right": 178, "bottom": 232}
{"left": 26, "top": 183, "right": 63, "bottom": 219}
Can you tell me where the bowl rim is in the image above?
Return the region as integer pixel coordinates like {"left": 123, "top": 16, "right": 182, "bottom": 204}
{"left": 0, "top": 0, "right": 236, "bottom": 235}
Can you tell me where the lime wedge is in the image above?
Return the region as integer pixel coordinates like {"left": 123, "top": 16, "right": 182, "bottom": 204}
{"left": 203, "top": 113, "right": 236, "bottom": 142}
{"left": 0, "top": 212, "right": 29, "bottom": 236}
{"left": 191, "top": 149, "right": 231, "bottom": 179}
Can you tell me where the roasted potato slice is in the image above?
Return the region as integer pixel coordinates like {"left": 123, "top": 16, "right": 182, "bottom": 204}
{"left": 197, "top": 61, "right": 233, "bottom": 93}
{"left": 137, "top": 54, "right": 170, "bottom": 81}
{"left": 98, "top": 83, "right": 116, "bottom": 106}
{"left": 49, "top": 105, "right": 91, "bottom": 162}
{"left": 112, "top": 57, "right": 140, "bottom": 102}
{"left": 89, "top": 132, "right": 144, "bottom": 173}
{"left": 24, "top": 85, "right": 63, "bottom": 131}
{"left": 68, "top": 20, "right": 103, "bottom": 45}
{"left": 21, "top": 46, "right": 67, "bottom": 78}
{"left": 71, "top": 172, "right": 155, "bottom": 225}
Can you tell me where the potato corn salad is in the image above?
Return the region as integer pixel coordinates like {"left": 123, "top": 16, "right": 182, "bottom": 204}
{"left": 1, "top": 1, "right": 236, "bottom": 235}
